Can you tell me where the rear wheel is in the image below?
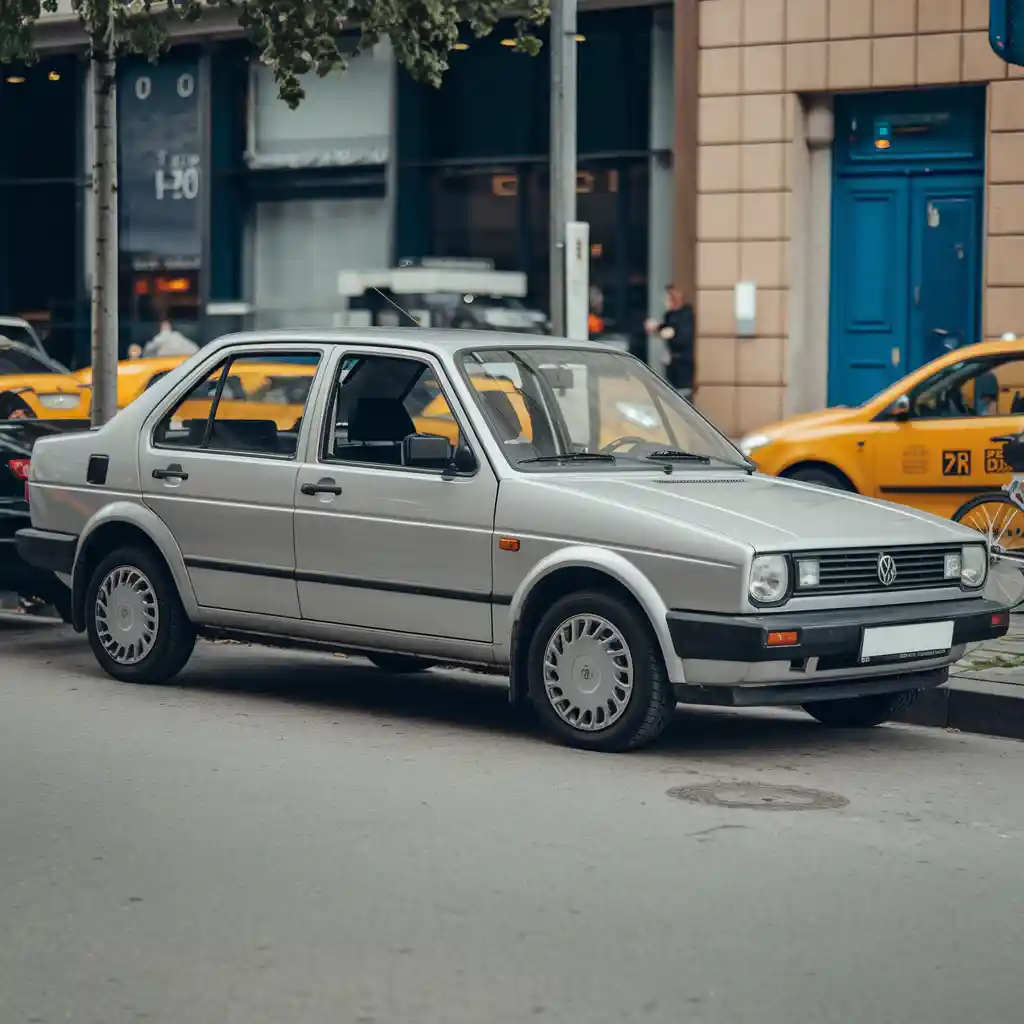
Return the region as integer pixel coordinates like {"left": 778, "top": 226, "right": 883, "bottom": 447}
{"left": 802, "top": 689, "right": 919, "bottom": 728}
{"left": 786, "top": 466, "right": 853, "bottom": 491}
{"left": 86, "top": 545, "right": 196, "bottom": 684}
{"left": 367, "top": 653, "right": 435, "bottom": 674}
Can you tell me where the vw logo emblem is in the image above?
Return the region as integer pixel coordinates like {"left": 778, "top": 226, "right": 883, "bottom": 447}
{"left": 877, "top": 553, "right": 898, "bottom": 586}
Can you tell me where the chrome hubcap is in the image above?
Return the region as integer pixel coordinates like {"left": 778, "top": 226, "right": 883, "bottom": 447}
{"left": 95, "top": 566, "right": 159, "bottom": 665}
{"left": 542, "top": 614, "right": 634, "bottom": 732}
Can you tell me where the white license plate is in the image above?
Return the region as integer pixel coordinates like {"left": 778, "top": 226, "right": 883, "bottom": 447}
{"left": 859, "top": 621, "right": 954, "bottom": 664}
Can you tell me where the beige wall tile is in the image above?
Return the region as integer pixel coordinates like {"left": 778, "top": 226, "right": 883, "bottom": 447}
{"left": 989, "top": 133, "right": 1024, "bottom": 183}
{"left": 743, "top": 44, "right": 785, "bottom": 92}
{"left": 917, "top": 33, "right": 961, "bottom": 84}
{"left": 740, "top": 240, "right": 789, "bottom": 287}
{"left": 743, "top": 0, "right": 785, "bottom": 44}
{"left": 873, "top": 0, "right": 916, "bottom": 35}
{"left": 786, "top": 0, "right": 829, "bottom": 41}
{"left": 698, "top": 241, "right": 741, "bottom": 288}
{"left": 1011, "top": 63, "right": 1024, "bottom": 78}
{"left": 736, "top": 337, "right": 786, "bottom": 385}
{"left": 991, "top": 81, "right": 1024, "bottom": 131}
{"left": 697, "top": 288, "right": 735, "bottom": 336}
{"left": 964, "top": 0, "right": 990, "bottom": 30}
{"left": 735, "top": 385, "right": 785, "bottom": 433}
{"left": 694, "top": 385, "right": 738, "bottom": 435}
{"left": 918, "top": 0, "right": 963, "bottom": 33}
{"left": 988, "top": 184, "right": 1024, "bottom": 234}
{"left": 701, "top": 0, "right": 742, "bottom": 48}
{"left": 758, "top": 288, "right": 789, "bottom": 336}
{"left": 698, "top": 192, "right": 741, "bottom": 240}
{"left": 963, "top": 31, "right": 1009, "bottom": 81}
{"left": 700, "top": 47, "right": 742, "bottom": 95}
{"left": 985, "top": 288, "right": 1024, "bottom": 335}
{"left": 740, "top": 142, "right": 787, "bottom": 190}
{"left": 741, "top": 191, "right": 786, "bottom": 239}
{"left": 741, "top": 93, "right": 786, "bottom": 142}
{"left": 829, "top": 0, "right": 872, "bottom": 38}
{"left": 828, "top": 38, "right": 872, "bottom": 89}
{"left": 699, "top": 144, "right": 741, "bottom": 192}
{"left": 873, "top": 36, "right": 917, "bottom": 87}
{"left": 987, "top": 237, "right": 1024, "bottom": 285}
{"left": 695, "top": 336, "right": 738, "bottom": 383}
{"left": 699, "top": 96, "right": 742, "bottom": 144}
{"left": 787, "top": 41, "right": 828, "bottom": 91}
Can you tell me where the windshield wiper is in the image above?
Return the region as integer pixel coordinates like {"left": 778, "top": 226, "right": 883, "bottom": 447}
{"left": 518, "top": 451, "right": 617, "bottom": 465}
{"left": 645, "top": 449, "right": 712, "bottom": 464}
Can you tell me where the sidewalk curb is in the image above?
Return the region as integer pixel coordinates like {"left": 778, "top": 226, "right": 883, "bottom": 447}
{"left": 897, "top": 683, "right": 1024, "bottom": 742}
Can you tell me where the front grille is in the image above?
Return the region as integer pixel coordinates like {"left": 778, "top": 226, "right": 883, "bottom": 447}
{"left": 794, "top": 545, "right": 961, "bottom": 595}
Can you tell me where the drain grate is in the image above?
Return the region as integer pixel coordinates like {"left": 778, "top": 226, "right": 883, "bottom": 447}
{"left": 667, "top": 781, "right": 849, "bottom": 811}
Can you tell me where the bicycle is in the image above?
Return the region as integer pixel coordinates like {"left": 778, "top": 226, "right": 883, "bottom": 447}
{"left": 952, "top": 433, "right": 1024, "bottom": 605}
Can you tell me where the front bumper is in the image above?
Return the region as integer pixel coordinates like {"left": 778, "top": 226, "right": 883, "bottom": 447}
{"left": 667, "top": 597, "right": 1009, "bottom": 706}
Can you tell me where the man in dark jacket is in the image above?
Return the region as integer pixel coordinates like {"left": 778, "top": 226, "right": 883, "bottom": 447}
{"left": 645, "top": 284, "right": 695, "bottom": 397}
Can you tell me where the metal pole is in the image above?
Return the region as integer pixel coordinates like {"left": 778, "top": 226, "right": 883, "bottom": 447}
{"left": 89, "top": 35, "right": 119, "bottom": 427}
{"left": 549, "top": 0, "right": 578, "bottom": 338}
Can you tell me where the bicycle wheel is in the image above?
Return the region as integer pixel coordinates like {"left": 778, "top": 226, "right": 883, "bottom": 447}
{"left": 953, "top": 492, "right": 1024, "bottom": 607}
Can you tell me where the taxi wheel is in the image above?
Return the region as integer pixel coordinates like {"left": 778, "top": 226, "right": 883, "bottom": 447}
{"left": 85, "top": 545, "right": 196, "bottom": 685}
{"left": 802, "top": 689, "right": 919, "bottom": 728}
{"left": 786, "top": 466, "right": 853, "bottom": 491}
{"left": 527, "top": 590, "right": 676, "bottom": 752}
{"left": 367, "top": 653, "right": 435, "bottom": 674}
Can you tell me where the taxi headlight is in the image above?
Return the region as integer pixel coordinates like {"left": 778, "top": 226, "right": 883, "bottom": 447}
{"left": 749, "top": 554, "right": 789, "bottom": 606}
{"left": 960, "top": 544, "right": 987, "bottom": 589}
{"left": 739, "top": 433, "right": 771, "bottom": 457}
{"left": 37, "top": 393, "right": 81, "bottom": 410}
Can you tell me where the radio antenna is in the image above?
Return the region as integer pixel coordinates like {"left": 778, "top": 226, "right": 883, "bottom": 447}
{"left": 371, "top": 286, "right": 422, "bottom": 327}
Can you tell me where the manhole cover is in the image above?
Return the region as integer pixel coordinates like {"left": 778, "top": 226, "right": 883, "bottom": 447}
{"left": 667, "top": 782, "right": 849, "bottom": 811}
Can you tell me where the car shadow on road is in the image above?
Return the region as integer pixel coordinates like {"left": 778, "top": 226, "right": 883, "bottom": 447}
{"left": 168, "top": 642, "right": 958, "bottom": 760}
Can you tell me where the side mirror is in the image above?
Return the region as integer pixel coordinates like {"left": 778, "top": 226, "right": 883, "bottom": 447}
{"left": 402, "top": 433, "right": 452, "bottom": 467}
{"left": 449, "top": 446, "right": 478, "bottom": 475}
{"left": 888, "top": 395, "right": 910, "bottom": 420}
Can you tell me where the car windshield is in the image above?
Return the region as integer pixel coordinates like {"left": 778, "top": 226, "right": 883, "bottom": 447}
{"left": 0, "top": 339, "right": 69, "bottom": 376}
{"left": 456, "top": 346, "right": 746, "bottom": 471}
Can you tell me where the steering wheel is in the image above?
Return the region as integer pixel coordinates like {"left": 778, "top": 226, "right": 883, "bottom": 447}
{"left": 600, "top": 435, "right": 647, "bottom": 455}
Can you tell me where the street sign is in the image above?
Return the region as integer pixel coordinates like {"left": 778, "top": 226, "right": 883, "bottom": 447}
{"left": 990, "top": 0, "right": 1024, "bottom": 65}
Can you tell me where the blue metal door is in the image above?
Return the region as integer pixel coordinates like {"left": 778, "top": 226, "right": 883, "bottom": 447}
{"left": 828, "top": 176, "right": 910, "bottom": 405}
{"left": 909, "top": 176, "right": 983, "bottom": 368}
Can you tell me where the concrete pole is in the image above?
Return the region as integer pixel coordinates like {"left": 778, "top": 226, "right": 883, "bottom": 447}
{"left": 88, "top": 36, "right": 120, "bottom": 427}
{"left": 548, "top": 0, "right": 578, "bottom": 338}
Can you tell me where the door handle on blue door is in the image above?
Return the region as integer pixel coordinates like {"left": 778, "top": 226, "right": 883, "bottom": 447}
{"left": 153, "top": 464, "right": 188, "bottom": 481}
{"left": 301, "top": 482, "right": 342, "bottom": 496}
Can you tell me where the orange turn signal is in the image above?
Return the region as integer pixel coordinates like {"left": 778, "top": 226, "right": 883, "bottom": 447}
{"left": 765, "top": 630, "right": 799, "bottom": 648}
{"left": 498, "top": 537, "right": 521, "bottom": 552}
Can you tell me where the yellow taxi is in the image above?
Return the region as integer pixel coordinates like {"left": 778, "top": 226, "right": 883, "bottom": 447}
{"left": 71, "top": 356, "right": 190, "bottom": 409}
{"left": 0, "top": 338, "right": 91, "bottom": 420}
{"left": 739, "top": 337, "right": 1024, "bottom": 519}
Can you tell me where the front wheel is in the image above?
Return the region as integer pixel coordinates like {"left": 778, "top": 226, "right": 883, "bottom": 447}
{"left": 527, "top": 590, "right": 676, "bottom": 752}
{"left": 953, "top": 491, "right": 1024, "bottom": 565}
{"left": 786, "top": 466, "right": 853, "bottom": 491}
{"left": 802, "top": 689, "right": 919, "bottom": 728}
{"left": 86, "top": 546, "right": 196, "bottom": 684}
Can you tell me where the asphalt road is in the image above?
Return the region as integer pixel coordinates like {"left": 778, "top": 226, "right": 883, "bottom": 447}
{"left": 3, "top": 614, "right": 1023, "bottom": 1024}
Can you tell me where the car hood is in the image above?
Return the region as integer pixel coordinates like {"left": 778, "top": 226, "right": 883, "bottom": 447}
{"left": 746, "top": 406, "right": 864, "bottom": 441}
{"left": 527, "top": 471, "right": 974, "bottom": 550}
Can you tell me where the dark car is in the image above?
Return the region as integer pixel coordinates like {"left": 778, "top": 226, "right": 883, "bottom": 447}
{"left": 0, "top": 419, "right": 89, "bottom": 617}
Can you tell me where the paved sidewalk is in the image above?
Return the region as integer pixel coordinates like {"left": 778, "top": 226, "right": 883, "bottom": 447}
{"left": 901, "top": 612, "right": 1024, "bottom": 740}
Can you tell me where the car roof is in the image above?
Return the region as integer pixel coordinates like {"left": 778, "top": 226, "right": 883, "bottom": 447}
{"left": 206, "top": 328, "right": 616, "bottom": 358}
{"left": 0, "top": 316, "right": 31, "bottom": 328}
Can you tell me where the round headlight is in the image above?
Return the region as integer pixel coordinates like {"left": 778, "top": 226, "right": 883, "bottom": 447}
{"left": 961, "top": 544, "right": 988, "bottom": 589}
{"left": 749, "top": 554, "right": 789, "bottom": 605}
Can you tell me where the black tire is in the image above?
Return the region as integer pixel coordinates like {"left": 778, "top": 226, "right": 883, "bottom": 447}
{"left": 367, "top": 653, "right": 435, "bottom": 674}
{"left": 85, "top": 545, "right": 196, "bottom": 684}
{"left": 786, "top": 466, "right": 853, "bottom": 491}
{"left": 527, "top": 589, "right": 676, "bottom": 752}
{"left": 802, "top": 689, "right": 919, "bottom": 728}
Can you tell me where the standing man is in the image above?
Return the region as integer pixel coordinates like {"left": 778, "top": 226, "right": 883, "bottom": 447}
{"left": 142, "top": 318, "right": 199, "bottom": 358}
{"left": 645, "top": 284, "right": 695, "bottom": 399}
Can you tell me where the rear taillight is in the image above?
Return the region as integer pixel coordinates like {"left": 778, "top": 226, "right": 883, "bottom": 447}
{"left": 8, "top": 459, "right": 30, "bottom": 500}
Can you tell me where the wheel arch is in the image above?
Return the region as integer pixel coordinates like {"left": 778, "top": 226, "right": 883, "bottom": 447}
{"left": 71, "top": 502, "right": 197, "bottom": 632}
{"left": 779, "top": 459, "right": 859, "bottom": 492}
{"left": 505, "top": 547, "right": 681, "bottom": 705}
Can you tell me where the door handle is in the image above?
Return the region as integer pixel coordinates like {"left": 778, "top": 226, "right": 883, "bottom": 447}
{"left": 152, "top": 464, "right": 188, "bottom": 481}
{"left": 301, "top": 482, "right": 342, "bottom": 496}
